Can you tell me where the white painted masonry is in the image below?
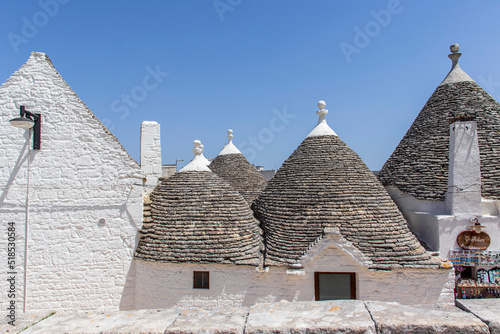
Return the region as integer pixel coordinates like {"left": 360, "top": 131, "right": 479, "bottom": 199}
{"left": 179, "top": 140, "right": 211, "bottom": 172}
{"left": 198, "top": 145, "right": 211, "bottom": 166}
{"left": 0, "top": 52, "right": 456, "bottom": 317}
{"left": 140, "top": 121, "right": 162, "bottom": 194}
{"left": 446, "top": 121, "right": 482, "bottom": 215}
{"left": 0, "top": 52, "right": 144, "bottom": 314}
{"left": 306, "top": 101, "right": 337, "bottom": 138}
{"left": 218, "top": 129, "right": 242, "bottom": 156}
{"left": 439, "top": 44, "right": 474, "bottom": 87}
{"left": 131, "top": 241, "right": 453, "bottom": 310}
{"left": 387, "top": 187, "right": 500, "bottom": 258}
{"left": 385, "top": 119, "right": 500, "bottom": 259}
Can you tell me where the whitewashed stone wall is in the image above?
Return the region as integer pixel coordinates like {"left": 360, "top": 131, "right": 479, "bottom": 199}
{"left": 446, "top": 121, "right": 482, "bottom": 215}
{"left": 387, "top": 187, "right": 500, "bottom": 258}
{"left": 140, "top": 121, "right": 162, "bottom": 195}
{"left": 131, "top": 243, "right": 453, "bottom": 310}
{"left": 0, "top": 52, "right": 144, "bottom": 314}
{"left": 385, "top": 120, "right": 500, "bottom": 258}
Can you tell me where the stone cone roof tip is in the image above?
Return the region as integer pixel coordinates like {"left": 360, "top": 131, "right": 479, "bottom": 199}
{"left": 379, "top": 44, "right": 500, "bottom": 201}
{"left": 218, "top": 129, "right": 242, "bottom": 155}
{"left": 439, "top": 44, "right": 475, "bottom": 86}
{"left": 306, "top": 100, "right": 337, "bottom": 138}
{"left": 198, "top": 144, "right": 211, "bottom": 166}
{"left": 136, "top": 143, "right": 262, "bottom": 265}
{"left": 179, "top": 140, "right": 211, "bottom": 172}
{"left": 209, "top": 129, "right": 267, "bottom": 206}
{"left": 253, "top": 101, "right": 438, "bottom": 269}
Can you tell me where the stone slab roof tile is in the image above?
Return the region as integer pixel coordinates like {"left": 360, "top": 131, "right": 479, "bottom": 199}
{"left": 253, "top": 134, "right": 437, "bottom": 268}
{"left": 209, "top": 153, "right": 268, "bottom": 206}
{"left": 135, "top": 171, "right": 262, "bottom": 265}
{"left": 378, "top": 81, "right": 500, "bottom": 201}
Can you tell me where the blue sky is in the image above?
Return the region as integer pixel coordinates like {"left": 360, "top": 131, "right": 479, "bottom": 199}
{"left": 1, "top": 1, "right": 500, "bottom": 171}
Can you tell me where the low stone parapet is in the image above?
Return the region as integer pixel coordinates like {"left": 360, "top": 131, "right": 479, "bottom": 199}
{"left": 5, "top": 300, "right": 496, "bottom": 334}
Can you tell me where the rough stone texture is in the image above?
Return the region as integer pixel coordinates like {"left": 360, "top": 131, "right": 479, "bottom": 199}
{"left": 135, "top": 171, "right": 262, "bottom": 265}
{"left": 365, "top": 301, "right": 489, "bottom": 334}
{"left": 8, "top": 300, "right": 495, "bottom": 334}
{"left": 0, "top": 52, "right": 144, "bottom": 314}
{"left": 209, "top": 153, "right": 268, "bottom": 207}
{"left": 378, "top": 81, "right": 500, "bottom": 201}
{"left": 446, "top": 121, "right": 482, "bottom": 214}
{"left": 133, "top": 249, "right": 453, "bottom": 310}
{"left": 456, "top": 299, "right": 500, "bottom": 334}
{"left": 439, "top": 53, "right": 474, "bottom": 86}
{"left": 21, "top": 309, "right": 180, "bottom": 334}
{"left": 0, "top": 311, "right": 54, "bottom": 333}
{"left": 141, "top": 121, "right": 162, "bottom": 195}
{"left": 165, "top": 307, "right": 248, "bottom": 334}
{"left": 253, "top": 135, "right": 438, "bottom": 269}
{"left": 245, "top": 300, "right": 376, "bottom": 334}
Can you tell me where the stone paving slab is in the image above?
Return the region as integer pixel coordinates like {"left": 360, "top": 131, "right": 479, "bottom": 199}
{"left": 1, "top": 311, "right": 54, "bottom": 334}
{"left": 365, "top": 301, "right": 489, "bottom": 334}
{"left": 3, "top": 300, "right": 499, "bottom": 333}
{"left": 456, "top": 299, "right": 500, "bottom": 334}
{"left": 245, "top": 300, "right": 376, "bottom": 334}
{"left": 21, "top": 308, "right": 180, "bottom": 334}
{"left": 165, "top": 307, "right": 248, "bottom": 334}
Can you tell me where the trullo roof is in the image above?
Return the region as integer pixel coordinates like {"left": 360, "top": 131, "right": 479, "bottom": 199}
{"left": 253, "top": 101, "right": 438, "bottom": 269}
{"left": 378, "top": 44, "right": 500, "bottom": 201}
{"left": 209, "top": 130, "right": 268, "bottom": 206}
{"left": 135, "top": 140, "right": 262, "bottom": 265}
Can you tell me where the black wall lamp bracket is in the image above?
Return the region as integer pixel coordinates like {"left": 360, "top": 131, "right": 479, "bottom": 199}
{"left": 9, "top": 106, "right": 41, "bottom": 150}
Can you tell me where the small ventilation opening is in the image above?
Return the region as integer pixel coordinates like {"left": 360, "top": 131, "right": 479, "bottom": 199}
{"left": 193, "top": 271, "right": 209, "bottom": 289}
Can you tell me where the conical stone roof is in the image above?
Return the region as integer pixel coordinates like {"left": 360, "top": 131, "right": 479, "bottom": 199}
{"left": 378, "top": 44, "right": 500, "bottom": 201}
{"left": 135, "top": 141, "right": 262, "bottom": 265}
{"left": 253, "top": 101, "right": 437, "bottom": 269}
{"left": 209, "top": 130, "right": 268, "bottom": 206}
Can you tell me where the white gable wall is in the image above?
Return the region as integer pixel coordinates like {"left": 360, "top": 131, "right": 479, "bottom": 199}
{"left": 0, "top": 52, "right": 144, "bottom": 314}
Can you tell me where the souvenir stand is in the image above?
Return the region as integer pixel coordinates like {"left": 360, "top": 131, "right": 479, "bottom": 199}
{"left": 451, "top": 221, "right": 500, "bottom": 299}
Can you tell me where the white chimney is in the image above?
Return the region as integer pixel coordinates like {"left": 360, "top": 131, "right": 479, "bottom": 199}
{"left": 140, "top": 121, "right": 162, "bottom": 194}
{"left": 445, "top": 120, "right": 482, "bottom": 215}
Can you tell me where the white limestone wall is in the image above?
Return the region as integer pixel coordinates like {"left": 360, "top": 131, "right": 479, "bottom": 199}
{"left": 434, "top": 215, "right": 500, "bottom": 259}
{"left": 386, "top": 186, "right": 444, "bottom": 251}
{"left": 446, "top": 121, "right": 482, "bottom": 215}
{"left": 386, "top": 187, "right": 500, "bottom": 258}
{"left": 0, "top": 52, "right": 144, "bottom": 314}
{"left": 140, "top": 121, "right": 162, "bottom": 195}
{"left": 131, "top": 244, "right": 453, "bottom": 310}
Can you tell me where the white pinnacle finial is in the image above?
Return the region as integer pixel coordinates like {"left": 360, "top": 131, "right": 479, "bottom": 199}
{"left": 192, "top": 140, "right": 203, "bottom": 157}
{"left": 217, "top": 129, "right": 242, "bottom": 155}
{"left": 199, "top": 144, "right": 210, "bottom": 166}
{"left": 450, "top": 43, "right": 460, "bottom": 53}
{"left": 448, "top": 43, "right": 462, "bottom": 68}
{"left": 180, "top": 140, "right": 212, "bottom": 172}
{"left": 307, "top": 100, "right": 337, "bottom": 137}
{"left": 439, "top": 43, "right": 474, "bottom": 86}
{"left": 317, "top": 100, "right": 328, "bottom": 117}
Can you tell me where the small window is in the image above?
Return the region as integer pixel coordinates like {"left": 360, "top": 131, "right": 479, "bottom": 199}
{"left": 193, "top": 271, "right": 209, "bottom": 289}
{"left": 315, "top": 272, "right": 356, "bottom": 300}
